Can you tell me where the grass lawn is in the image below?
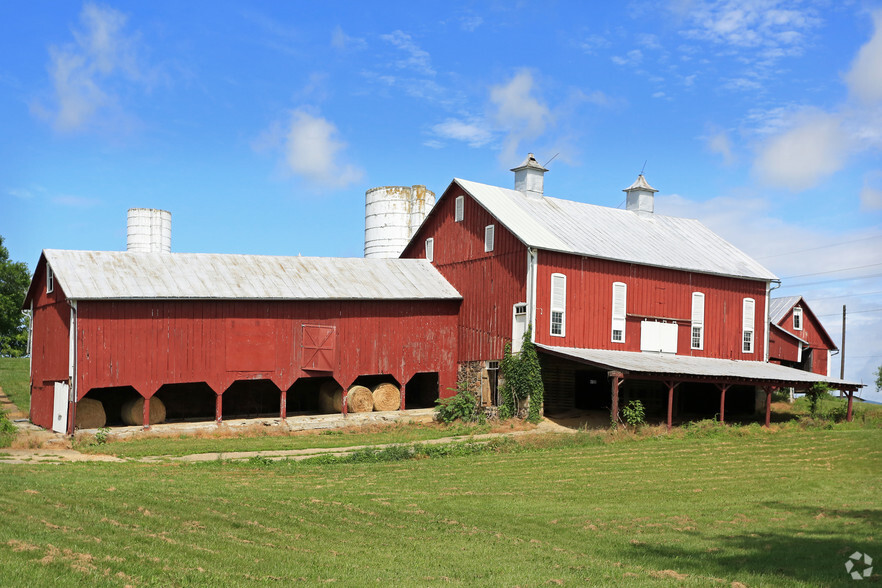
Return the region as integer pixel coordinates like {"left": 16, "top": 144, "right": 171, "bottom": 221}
{"left": 0, "top": 357, "right": 29, "bottom": 414}
{"left": 2, "top": 427, "right": 880, "bottom": 586}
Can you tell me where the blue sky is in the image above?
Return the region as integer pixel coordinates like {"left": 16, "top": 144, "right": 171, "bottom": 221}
{"left": 2, "top": 1, "right": 881, "bottom": 399}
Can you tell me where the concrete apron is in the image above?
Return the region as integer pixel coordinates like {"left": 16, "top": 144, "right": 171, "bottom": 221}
{"left": 76, "top": 408, "right": 438, "bottom": 441}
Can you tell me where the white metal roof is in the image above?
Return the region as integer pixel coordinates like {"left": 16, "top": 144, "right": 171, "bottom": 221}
{"left": 770, "top": 296, "right": 802, "bottom": 324}
{"left": 454, "top": 178, "right": 777, "bottom": 281}
{"left": 41, "top": 250, "right": 462, "bottom": 301}
{"left": 536, "top": 344, "right": 863, "bottom": 388}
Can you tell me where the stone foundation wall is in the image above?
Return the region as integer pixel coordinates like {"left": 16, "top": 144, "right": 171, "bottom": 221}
{"left": 457, "top": 361, "right": 484, "bottom": 395}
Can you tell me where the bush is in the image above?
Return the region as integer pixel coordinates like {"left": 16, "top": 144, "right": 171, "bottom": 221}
{"left": 621, "top": 400, "right": 645, "bottom": 428}
{"left": 0, "top": 407, "right": 17, "bottom": 448}
{"left": 498, "top": 326, "right": 544, "bottom": 422}
{"left": 435, "top": 381, "right": 479, "bottom": 424}
{"left": 805, "top": 383, "right": 831, "bottom": 416}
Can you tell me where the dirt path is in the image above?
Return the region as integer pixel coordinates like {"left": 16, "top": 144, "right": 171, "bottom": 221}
{"left": 0, "top": 419, "right": 576, "bottom": 465}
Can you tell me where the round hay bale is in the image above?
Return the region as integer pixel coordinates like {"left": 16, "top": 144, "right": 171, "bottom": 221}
{"left": 346, "top": 385, "right": 374, "bottom": 413}
{"left": 371, "top": 382, "right": 400, "bottom": 412}
{"left": 318, "top": 381, "right": 343, "bottom": 413}
{"left": 120, "top": 397, "right": 167, "bottom": 426}
{"left": 75, "top": 398, "right": 106, "bottom": 429}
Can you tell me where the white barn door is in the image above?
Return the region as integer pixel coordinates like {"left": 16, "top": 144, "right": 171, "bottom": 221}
{"left": 52, "top": 382, "right": 69, "bottom": 433}
{"left": 512, "top": 303, "right": 527, "bottom": 352}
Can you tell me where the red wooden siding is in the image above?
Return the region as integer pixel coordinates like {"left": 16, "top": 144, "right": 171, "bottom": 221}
{"left": 73, "top": 299, "right": 459, "bottom": 401}
{"left": 28, "top": 258, "right": 72, "bottom": 429}
{"left": 775, "top": 305, "right": 833, "bottom": 376}
{"left": 402, "top": 184, "right": 528, "bottom": 362}
{"left": 535, "top": 251, "right": 769, "bottom": 359}
{"left": 768, "top": 329, "right": 801, "bottom": 364}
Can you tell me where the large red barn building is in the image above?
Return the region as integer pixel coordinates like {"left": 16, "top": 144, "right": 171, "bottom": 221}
{"left": 768, "top": 296, "right": 838, "bottom": 376}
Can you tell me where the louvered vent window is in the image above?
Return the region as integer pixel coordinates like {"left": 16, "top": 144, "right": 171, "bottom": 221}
{"left": 425, "top": 238, "right": 434, "bottom": 262}
{"left": 455, "top": 196, "right": 464, "bottom": 222}
{"left": 484, "top": 225, "right": 495, "bottom": 252}
{"left": 46, "top": 265, "right": 54, "bottom": 294}
{"left": 550, "top": 273, "right": 566, "bottom": 337}
{"left": 793, "top": 307, "right": 803, "bottom": 330}
{"left": 691, "top": 292, "right": 704, "bottom": 350}
{"left": 742, "top": 297, "right": 755, "bottom": 353}
{"left": 611, "top": 282, "right": 627, "bottom": 343}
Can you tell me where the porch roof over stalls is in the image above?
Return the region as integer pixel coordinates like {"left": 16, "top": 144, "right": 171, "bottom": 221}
{"left": 536, "top": 344, "right": 864, "bottom": 391}
{"left": 31, "top": 250, "right": 462, "bottom": 302}
{"left": 452, "top": 178, "right": 777, "bottom": 281}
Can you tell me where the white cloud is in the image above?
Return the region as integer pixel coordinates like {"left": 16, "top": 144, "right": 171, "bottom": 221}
{"left": 52, "top": 194, "right": 100, "bottom": 207}
{"left": 431, "top": 118, "right": 493, "bottom": 147}
{"left": 752, "top": 111, "right": 851, "bottom": 191}
{"left": 611, "top": 49, "right": 643, "bottom": 66}
{"left": 705, "top": 128, "right": 735, "bottom": 165}
{"left": 579, "top": 34, "right": 611, "bottom": 54}
{"left": 281, "top": 110, "right": 363, "bottom": 189}
{"left": 489, "top": 70, "right": 551, "bottom": 163}
{"left": 845, "top": 10, "right": 882, "bottom": 104}
{"left": 861, "top": 171, "right": 882, "bottom": 210}
{"left": 32, "top": 3, "right": 152, "bottom": 133}
{"left": 331, "top": 25, "right": 366, "bottom": 51}
{"left": 380, "top": 30, "right": 435, "bottom": 76}
{"left": 460, "top": 15, "right": 483, "bottom": 32}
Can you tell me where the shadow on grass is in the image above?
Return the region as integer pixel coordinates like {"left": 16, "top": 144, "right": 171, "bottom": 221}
{"left": 630, "top": 501, "right": 882, "bottom": 585}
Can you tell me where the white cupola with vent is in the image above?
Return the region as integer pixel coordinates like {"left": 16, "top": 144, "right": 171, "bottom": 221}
{"left": 623, "top": 174, "right": 657, "bottom": 215}
{"left": 511, "top": 153, "right": 548, "bottom": 199}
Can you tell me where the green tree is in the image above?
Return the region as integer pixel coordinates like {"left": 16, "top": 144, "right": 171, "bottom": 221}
{"left": 0, "top": 236, "right": 31, "bottom": 357}
{"left": 875, "top": 364, "right": 882, "bottom": 393}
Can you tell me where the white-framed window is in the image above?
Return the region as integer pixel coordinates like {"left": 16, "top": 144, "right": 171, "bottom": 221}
{"left": 455, "top": 195, "right": 464, "bottom": 222}
{"left": 742, "top": 297, "right": 755, "bottom": 353}
{"left": 46, "top": 265, "right": 54, "bottom": 294}
{"left": 425, "top": 238, "right": 434, "bottom": 262}
{"left": 691, "top": 292, "right": 704, "bottom": 350}
{"left": 484, "top": 225, "right": 495, "bottom": 252}
{"left": 793, "top": 306, "right": 803, "bottom": 330}
{"left": 611, "top": 282, "right": 627, "bottom": 343}
{"left": 512, "top": 303, "right": 527, "bottom": 352}
{"left": 550, "top": 273, "right": 566, "bottom": 337}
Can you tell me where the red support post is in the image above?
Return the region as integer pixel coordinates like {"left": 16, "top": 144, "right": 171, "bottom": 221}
{"left": 666, "top": 382, "right": 674, "bottom": 431}
{"left": 718, "top": 384, "right": 729, "bottom": 423}
{"left": 342, "top": 385, "right": 348, "bottom": 416}
{"left": 610, "top": 372, "right": 622, "bottom": 426}
{"left": 764, "top": 387, "right": 772, "bottom": 427}
{"left": 215, "top": 393, "right": 223, "bottom": 425}
{"left": 280, "top": 389, "right": 287, "bottom": 421}
{"left": 143, "top": 395, "right": 151, "bottom": 430}
{"left": 400, "top": 387, "right": 406, "bottom": 411}
{"left": 847, "top": 391, "right": 854, "bottom": 422}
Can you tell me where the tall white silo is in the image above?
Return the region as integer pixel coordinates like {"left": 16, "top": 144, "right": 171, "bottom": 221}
{"left": 127, "top": 208, "right": 172, "bottom": 253}
{"left": 364, "top": 185, "right": 435, "bottom": 258}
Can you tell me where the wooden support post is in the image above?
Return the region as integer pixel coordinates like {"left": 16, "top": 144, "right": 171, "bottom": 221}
{"left": 717, "top": 384, "right": 730, "bottom": 423}
{"left": 666, "top": 382, "right": 675, "bottom": 431}
{"left": 609, "top": 372, "right": 622, "bottom": 426}
{"left": 342, "top": 386, "right": 348, "bottom": 416}
{"left": 215, "top": 394, "right": 223, "bottom": 425}
{"left": 764, "top": 387, "right": 772, "bottom": 427}
{"left": 143, "top": 395, "right": 151, "bottom": 430}
{"left": 847, "top": 390, "right": 854, "bottom": 422}
{"left": 400, "top": 387, "right": 406, "bottom": 412}
{"left": 280, "top": 389, "right": 287, "bottom": 421}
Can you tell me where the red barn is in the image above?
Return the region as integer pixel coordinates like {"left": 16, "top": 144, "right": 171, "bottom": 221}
{"left": 768, "top": 296, "right": 837, "bottom": 376}
{"left": 401, "top": 154, "right": 861, "bottom": 424}
{"left": 24, "top": 249, "right": 460, "bottom": 433}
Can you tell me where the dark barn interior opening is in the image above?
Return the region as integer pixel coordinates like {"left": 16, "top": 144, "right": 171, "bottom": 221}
{"left": 222, "top": 380, "right": 281, "bottom": 419}
{"left": 286, "top": 376, "right": 335, "bottom": 415}
{"left": 80, "top": 386, "right": 141, "bottom": 427}
{"left": 351, "top": 374, "right": 401, "bottom": 391}
{"left": 155, "top": 382, "right": 216, "bottom": 422}
{"left": 405, "top": 372, "right": 439, "bottom": 409}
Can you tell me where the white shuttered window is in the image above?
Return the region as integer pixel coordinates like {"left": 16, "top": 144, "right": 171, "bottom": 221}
{"left": 611, "top": 282, "right": 627, "bottom": 343}
{"left": 550, "top": 273, "right": 566, "bottom": 337}
{"left": 691, "top": 292, "right": 704, "bottom": 350}
{"left": 484, "top": 225, "right": 495, "bottom": 252}
{"left": 793, "top": 307, "right": 803, "bottom": 330}
{"left": 425, "top": 238, "right": 434, "bottom": 262}
{"left": 742, "top": 297, "right": 755, "bottom": 353}
{"left": 455, "top": 196, "right": 464, "bottom": 222}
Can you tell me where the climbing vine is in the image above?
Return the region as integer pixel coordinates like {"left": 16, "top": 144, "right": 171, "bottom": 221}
{"left": 498, "top": 326, "right": 544, "bottom": 422}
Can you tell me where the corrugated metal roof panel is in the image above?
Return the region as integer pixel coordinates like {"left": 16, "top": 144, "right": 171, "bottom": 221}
{"left": 770, "top": 296, "right": 802, "bottom": 324}
{"left": 536, "top": 344, "right": 862, "bottom": 388}
{"left": 455, "top": 178, "right": 778, "bottom": 281}
{"left": 43, "top": 250, "right": 462, "bottom": 301}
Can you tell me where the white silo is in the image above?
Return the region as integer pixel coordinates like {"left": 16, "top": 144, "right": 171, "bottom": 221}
{"left": 364, "top": 185, "right": 435, "bottom": 258}
{"left": 127, "top": 208, "right": 172, "bottom": 253}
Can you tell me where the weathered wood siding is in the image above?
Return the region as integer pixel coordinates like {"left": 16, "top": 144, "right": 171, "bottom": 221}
{"left": 776, "top": 305, "right": 834, "bottom": 376}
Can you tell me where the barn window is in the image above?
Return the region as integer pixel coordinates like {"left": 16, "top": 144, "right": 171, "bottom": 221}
{"left": 691, "top": 292, "right": 704, "bottom": 350}
{"left": 455, "top": 196, "right": 464, "bottom": 222}
{"left": 425, "top": 238, "right": 434, "bottom": 262}
{"left": 550, "top": 273, "right": 566, "bottom": 337}
{"left": 611, "top": 282, "right": 627, "bottom": 343}
{"left": 484, "top": 225, "right": 495, "bottom": 252}
{"left": 512, "top": 303, "right": 528, "bottom": 351}
{"left": 46, "top": 265, "right": 54, "bottom": 294}
{"left": 742, "top": 297, "right": 755, "bottom": 353}
{"left": 793, "top": 307, "right": 803, "bottom": 330}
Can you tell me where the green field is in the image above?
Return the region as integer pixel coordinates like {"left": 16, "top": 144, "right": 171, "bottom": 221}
{"left": 0, "top": 357, "right": 29, "bottom": 414}
{"left": 2, "top": 428, "right": 880, "bottom": 586}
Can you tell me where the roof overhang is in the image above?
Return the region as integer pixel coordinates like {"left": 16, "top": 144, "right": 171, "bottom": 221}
{"left": 536, "top": 344, "right": 863, "bottom": 391}
{"left": 770, "top": 322, "right": 809, "bottom": 345}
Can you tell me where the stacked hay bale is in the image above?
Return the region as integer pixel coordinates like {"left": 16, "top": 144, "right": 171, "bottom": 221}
{"left": 317, "top": 381, "right": 343, "bottom": 413}
{"left": 75, "top": 398, "right": 106, "bottom": 429}
{"left": 120, "top": 397, "right": 166, "bottom": 426}
{"left": 346, "top": 385, "right": 374, "bottom": 413}
{"left": 371, "top": 382, "right": 400, "bottom": 411}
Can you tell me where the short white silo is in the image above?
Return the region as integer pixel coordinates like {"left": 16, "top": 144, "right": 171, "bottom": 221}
{"left": 127, "top": 208, "right": 172, "bottom": 253}
{"left": 364, "top": 185, "right": 435, "bottom": 258}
